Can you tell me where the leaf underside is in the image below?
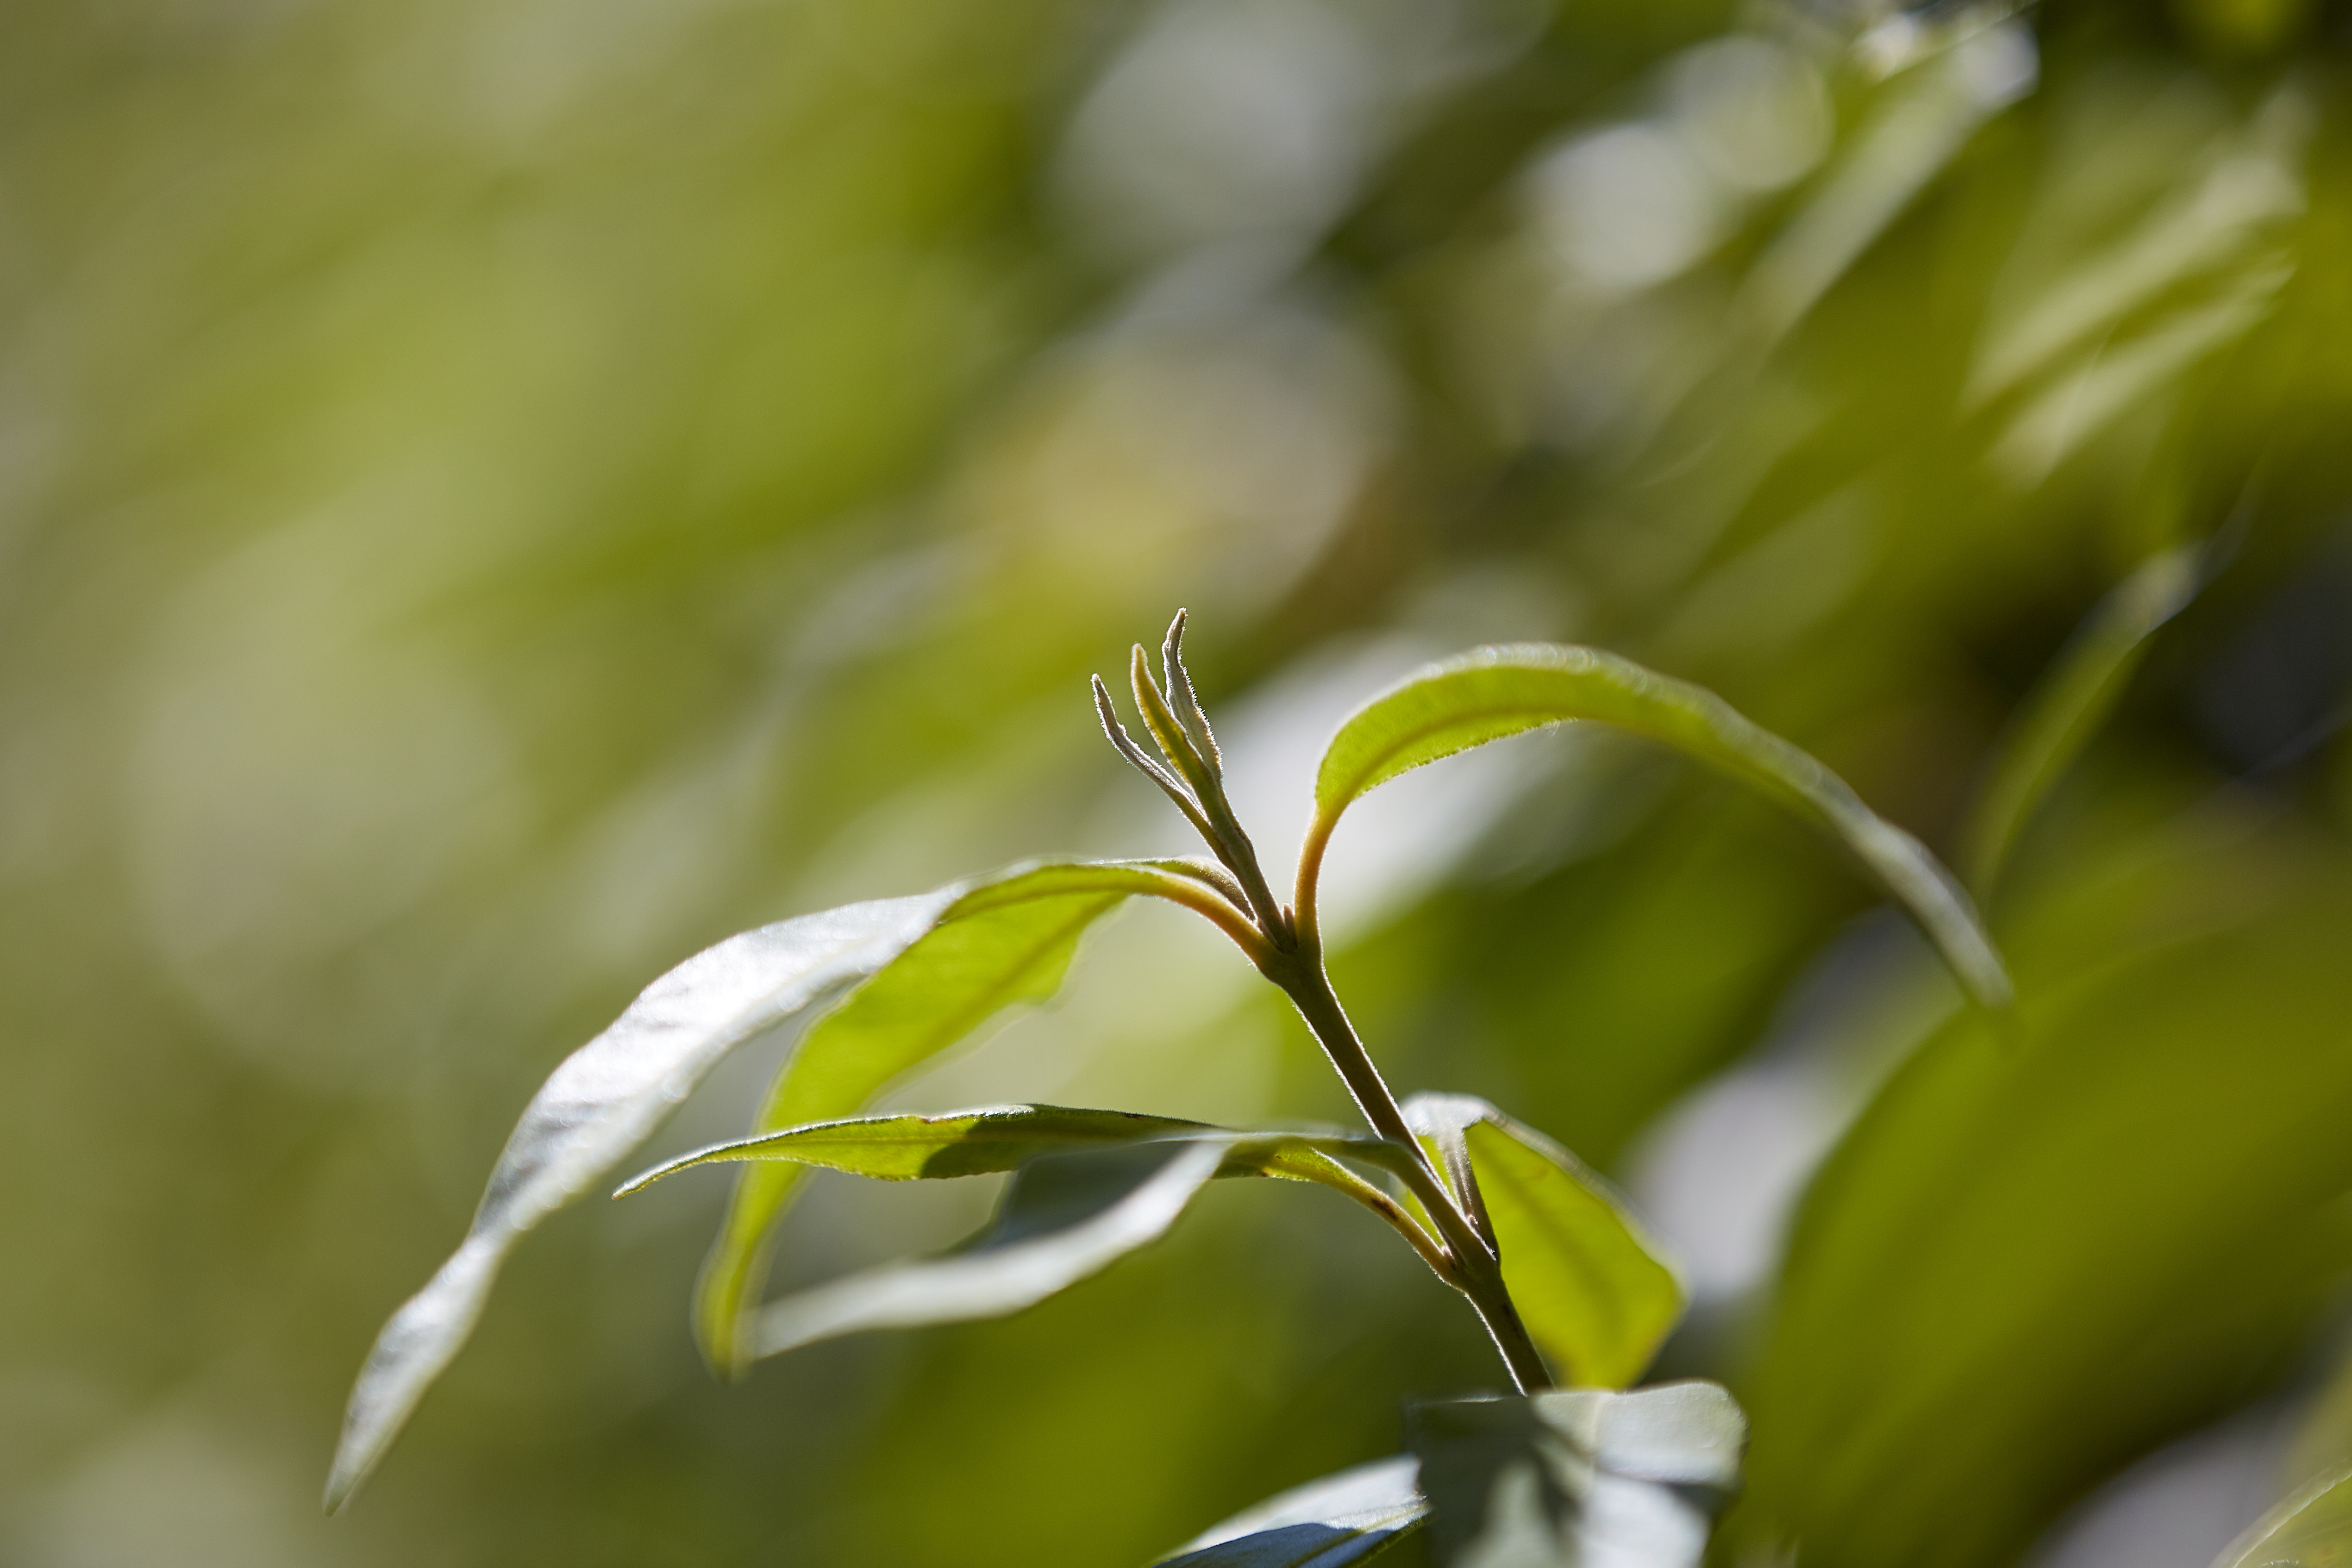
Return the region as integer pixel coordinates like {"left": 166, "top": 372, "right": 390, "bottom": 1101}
{"left": 1154, "top": 1456, "right": 1431, "bottom": 1568}
{"left": 1407, "top": 1382, "right": 1746, "bottom": 1568}
{"left": 328, "top": 858, "right": 1240, "bottom": 1511}
{"left": 1312, "top": 643, "right": 2011, "bottom": 1012}
{"left": 2208, "top": 1463, "right": 2352, "bottom": 1568}
{"left": 693, "top": 859, "right": 1261, "bottom": 1375}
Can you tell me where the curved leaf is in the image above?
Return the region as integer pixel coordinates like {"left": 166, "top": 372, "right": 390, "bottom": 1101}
{"left": 1960, "top": 546, "right": 2201, "bottom": 900}
{"left": 1404, "top": 1094, "right": 1683, "bottom": 1389}
{"left": 1154, "top": 1456, "right": 1430, "bottom": 1568}
{"left": 2210, "top": 1465, "right": 2352, "bottom": 1568}
{"left": 325, "top": 889, "right": 959, "bottom": 1512}
{"left": 618, "top": 1103, "right": 1208, "bottom": 1190}
{"left": 751, "top": 1138, "right": 1230, "bottom": 1358}
{"left": 1407, "top": 1381, "right": 1745, "bottom": 1568}
{"left": 694, "top": 860, "right": 1262, "bottom": 1374}
{"left": 1309, "top": 644, "right": 2011, "bottom": 1012}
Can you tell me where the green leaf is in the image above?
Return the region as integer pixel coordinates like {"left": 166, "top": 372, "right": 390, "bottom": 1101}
{"left": 1153, "top": 1456, "right": 1430, "bottom": 1567}
{"left": 330, "top": 859, "right": 1246, "bottom": 1511}
{"left": 1308, "top": 644, "right": 2011, "bottom": 1012}
{"left": 2210, "top": 1466, "right": 2352, "bottom": 1568}
{"left": 750, "top": 1137, "right": 1229, "bottom": 1358}
{"left": 693, "top": 859, "right": 1267, "bottom": 1374}
{"left": 632, "top": 1110, "right": 1447, "bottom": 1360}
{"left": 1959, "top": 545, "right": 2201, "bottom": 900}
{"left": 1403, "top": 1094, "right": 1683, "bottom": 1389}
{"left": 618, "top": 1103, "right": 1210, "bottom": 1190}
{"left": 1407, "top": 1382, "right": 1745, "bottom": 1568}
{"left": 325, "top": 888, "right": 960, "bottom": 1512}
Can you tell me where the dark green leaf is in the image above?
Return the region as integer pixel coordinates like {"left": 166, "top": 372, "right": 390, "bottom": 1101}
{"left": 1155, "top": 1457, "right": 1430, "bottom": 1567}
{"left": 1407, "top": 1382, "right": 1745, "bottom": 1567}
{"left": 1959, "top": 545, "right": 2201, "bottom": 900}
{"left": 1309, "top": 645, "right": 2010, "bottom": 1012}
{"left": 1403, "top": 1094, "right": 1684, "bottom": 1389}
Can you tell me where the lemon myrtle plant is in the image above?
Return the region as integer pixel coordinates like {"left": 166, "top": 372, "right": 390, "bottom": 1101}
{"left": 327, "top": 612, "right": 2011, "bottom": 1565}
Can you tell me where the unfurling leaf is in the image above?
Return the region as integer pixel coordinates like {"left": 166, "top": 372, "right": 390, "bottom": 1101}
{"left": 325, "top": 890, "right": 956, "bottom": 1512}
{"left": 1407, "top": 1382, "right": 1746, "bottom": 1568}
{"left": 1404, "top": 1094, "right": 1683, "bottom": 1389}
{"left": 1153, "top": 1456, "right": 1430, "bottom": 1567}
{"left": 2208, "top": 1465, "right": 2352, "bottom": 1568}
{"left": 1308, "top": 644, "right": 2011, "bottom": 1012}
{"left": 331, "top": 860, "right": 1251, "bottom": 1511}
{"left": 694, "top": 860, "right": 1267, "bottom": 1376}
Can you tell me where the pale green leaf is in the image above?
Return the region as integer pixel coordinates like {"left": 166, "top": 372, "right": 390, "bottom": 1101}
{"left": 325, "top": 889, "right": 958, "bottom": 1512}
{"left": 1960, "top": 546, "right": 2201, "bottom": 900}
{"left": 2210, "top": 1466, "right": 2352, "bottom": 1568}
{"left": 693, "top": 860, "right": 1264, "bottom": 1374}
{"left": 1154, "top": 1456, "right": 1430, "bottom": 1567}
{"left": 1407, "top": 1382, "right": 1746, "bottom": 1567}
{"left": 1311, "top": 644, "right": 2010, "bottom": 1011}
{"left": 1403, "top": 1094, "right": 1683, "bottom": 1389}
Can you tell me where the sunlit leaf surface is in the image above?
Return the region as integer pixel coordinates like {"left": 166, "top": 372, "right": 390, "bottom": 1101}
{"left": 695, "top": 859, "right": 1259, "bottom": 1373}
{"left": 1407, "top": 1382, "right": 1745, "bottom": 1567}
{"left": 1404, "top": 1094, "right": 1684, "bottom": 1389}
{"left": 1311, "top": 645, "right": 2011, "bottom": 1012}
{"left": 1154, "top": 1456, "right": 1429, "bottom": 1567}
{"left": 325, "top": 890, "right": 956, "bottom": 1511}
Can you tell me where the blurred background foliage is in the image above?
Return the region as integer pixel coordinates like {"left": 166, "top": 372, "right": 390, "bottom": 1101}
{"left": 5, "top": 0, "right": 2352, "bottom": 1562}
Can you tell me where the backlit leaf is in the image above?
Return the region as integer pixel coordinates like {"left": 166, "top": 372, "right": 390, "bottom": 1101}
{"left": 325, "top": 889, "right": 957, "bottom": 1512}
{"left": 1310, "top": 644, "right": 2010, "bottom": 1012}
{"left": 693, "top": 859, "right": 1267, "bottom": 1374}
{"left": 1404, "top": 1094, "right": 1684, "bottom": 1389}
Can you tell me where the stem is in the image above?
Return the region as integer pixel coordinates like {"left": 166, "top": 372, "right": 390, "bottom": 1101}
{"left": 1270, "top": 947, "right": 1552, "bottom": 1393}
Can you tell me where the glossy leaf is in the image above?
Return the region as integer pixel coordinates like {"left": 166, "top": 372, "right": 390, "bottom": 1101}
{"left": 693, "top": 859, "right": 1266, "bottom": 1374}
{"left": 325, "top": 889, "right": 958, "bottom": 1512}
{"left": 2209, "top": 1466, "right": 2352, "bottom": 1568}
{"left": 1407, "top": 1382, "right": 1745, "bottom": 1568}
{"left": 1959, "top": 545, "right": 2201, "bottom": 900}
{"left": 1404, "top": 1094, "right": 1684, "bottom": 1389}
{"left": 1309, "top": 644, "right": 2011, "bottom": 1012}
{"left": 1154, "top": 1456, "right": 1430, "bottom": 1568}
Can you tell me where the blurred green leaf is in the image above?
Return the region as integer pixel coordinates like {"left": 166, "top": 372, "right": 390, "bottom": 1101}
{"left": 1310, "top": 644, "right": 2010, "bottom": 1011}
{"left": 1735, "top": 822, "right": 2352, "bottom": 1567}
{"left": 1406, "top": 1382, "right": 1745, "bottom": 1567}
{"left": 1959, "top": 545, "right": 2202, "bottom": 900}
{"left": 1153, "top": 1456, "right": 1429, "bottom": 1567}
{"left": 1402, "top": 1094, "right": 1683, "bottom": 1389}
{"left": 695, "top": 858, "right": 1264, "bottom": 1374}
{"left": 2210, "top": 1466, "right": 2352, "bottom": 1568}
